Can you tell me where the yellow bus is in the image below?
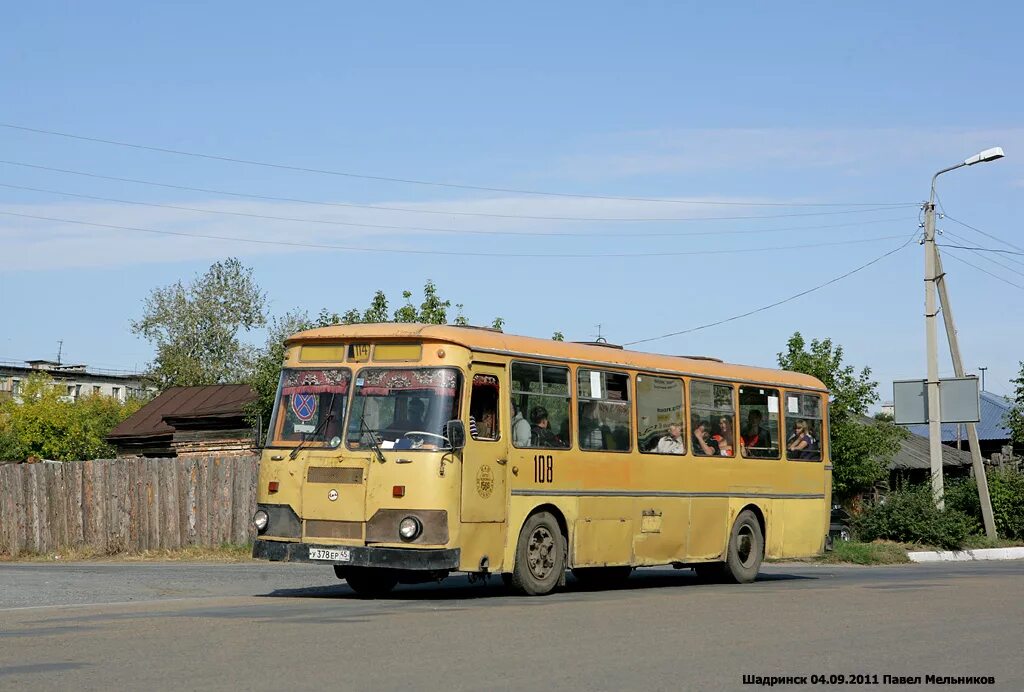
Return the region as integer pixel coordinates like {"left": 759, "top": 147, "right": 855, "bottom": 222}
{"left": 252, "top": 323, "right": 831, "bottom": 596}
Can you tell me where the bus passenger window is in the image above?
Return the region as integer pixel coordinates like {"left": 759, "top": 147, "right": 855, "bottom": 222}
{"left": 637, "top": 375, "right": 685, "bottom": 455}
{"left": 469, "top": 373, "right": 500, "bottom": 441}
{"left": 510, "top": 362, "right": 571, "bottom": 449}
{"left": 739, "top": 387, "right": 781, "bottom": 459}
{"left": 785, "top": 392, "right": 823, "bottom": 461}
{"left": 578, "top": 369, "right": 631, "bottom": 452}
{"left": 690, "top": 380, "right": 735, "bottom": 457}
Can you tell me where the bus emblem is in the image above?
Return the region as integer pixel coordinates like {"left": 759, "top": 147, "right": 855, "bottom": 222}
{"left": 327, "top": 489, "right": 339, "bottom": 501}
{"left": 476, "top": 464, "right": 494, "bottom": 499}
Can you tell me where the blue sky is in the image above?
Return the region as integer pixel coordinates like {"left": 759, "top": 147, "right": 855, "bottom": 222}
{"left": 2, "top": 2, "right": 1022, "bottom": 401}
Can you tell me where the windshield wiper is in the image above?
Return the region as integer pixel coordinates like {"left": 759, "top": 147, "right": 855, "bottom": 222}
{"left": 359, "top": 413, "right": 386, "bottom": 463}
{"left": 289, "top": 393, "right": 336, "bottom": 460}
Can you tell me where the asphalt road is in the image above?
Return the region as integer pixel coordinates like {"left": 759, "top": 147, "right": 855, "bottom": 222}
{"left": 1, "top": 560, "right": 1021, "bottom": 691}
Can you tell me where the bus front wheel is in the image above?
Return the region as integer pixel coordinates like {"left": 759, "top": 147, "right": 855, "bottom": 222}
{"left": 508, "top": 512, "right": 565, "bottom": 596}
{"left": 722, "top": 509, "right": 764, "bottom": 583}
{"left": 335, "top": 566, "right": 399, "bottom": 598}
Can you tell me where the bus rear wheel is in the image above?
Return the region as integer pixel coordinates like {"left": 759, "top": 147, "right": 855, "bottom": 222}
{"left": 508, "top": 512, "right": 565, "bottom": 596}
{"left": 722, "top": 509, "right": 764, "bottom": 583}
{"left": 335, "top": 566, "right": 399, "bottom": 598}
{"left": 571, "top": 566, "right": 632, "bottom": 590}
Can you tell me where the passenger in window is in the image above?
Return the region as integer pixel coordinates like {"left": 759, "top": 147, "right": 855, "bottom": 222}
{"left": 691, "top": 417, "right": 719, "bottom": 456}
{"left": 742, "top": 409, "right": 772, "bottom": 456}
{"left": 470, "top": 408, "right": 497, "bottom": 440}
{"left": 655, "top": 424, "right": 684, "bottom": 454}
{"left": 581, "top": 402, "right": 609, "bottom": 450}
{"left": 405, "top": 399, "right": 426, "bottom": 429}
{"left": 787, "top": 419, "right": 816, "bottom": 458}
{"left": 713, "top": 416, "right": 735, "bottom": 457}
{"left": 511, "top": 402, "right": 531, "bottom": 447}
{"left": 530, "top": 406, "right": 562, "bottom": 448}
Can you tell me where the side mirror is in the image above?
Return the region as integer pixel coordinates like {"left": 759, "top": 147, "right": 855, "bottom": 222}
{"left": 446, "top": 420, "right": 467, "bottom": 450}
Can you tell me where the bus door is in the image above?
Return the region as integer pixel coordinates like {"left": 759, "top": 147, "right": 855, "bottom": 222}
{"left": 460, "top": 364, "right": 509, "bottom": 523}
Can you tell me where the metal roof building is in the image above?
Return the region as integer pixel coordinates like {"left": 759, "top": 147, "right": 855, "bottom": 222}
{"left": 107, "top": 384, "right": 257, "bottom": 457}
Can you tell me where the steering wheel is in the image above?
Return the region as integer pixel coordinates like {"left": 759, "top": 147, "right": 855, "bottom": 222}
{"left": 402, "top": 431, "right": 450, "bottom": 447}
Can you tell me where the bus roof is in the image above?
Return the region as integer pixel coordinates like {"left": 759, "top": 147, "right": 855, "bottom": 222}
{"left": 288, "top": 323, "right": 827, "bottom": 393}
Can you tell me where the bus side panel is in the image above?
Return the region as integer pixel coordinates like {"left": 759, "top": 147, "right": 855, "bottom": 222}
{"left": 632, "top": 498, "right": 689, "bottom": 565}
{"left": 686, "top": 498, "right": 729, "bottom": 560}
{"left": 573, "top": 519, "right": 634, "bottom": 567}
{"left": 458, "top": 522, "right": 508, "bottom": 572}
{"left": 780, "top": 499, "right": 827, "bottom": 557}
{"left": 763, "top": 500, "right": 785, "bottom": 558}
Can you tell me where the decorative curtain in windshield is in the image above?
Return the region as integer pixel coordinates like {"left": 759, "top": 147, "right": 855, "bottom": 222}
{"left": 281, "top": 368, "right": 350, "bottom": 395}
{"left": 357, "top": 368, "right": 458, "bottom": 396}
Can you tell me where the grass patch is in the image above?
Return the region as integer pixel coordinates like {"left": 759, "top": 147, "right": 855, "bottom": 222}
{"left": 1, "top": 543, "right": 254, "bottom": 563}
{"left": 817, "top": 541, "right": 910, "bottom": 565}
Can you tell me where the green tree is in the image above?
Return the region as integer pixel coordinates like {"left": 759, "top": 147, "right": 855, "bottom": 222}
{"left": 132, "top": 258, "right": 267, "bottom": 388}
{"left": 777, "top": 332, "right": 906, "bottom": 501}
{"left": 1006, "top": 361, "right": 1024, "bottom": 445}
{"left": 0, "top": 374, "right": 145, "bottom": 461}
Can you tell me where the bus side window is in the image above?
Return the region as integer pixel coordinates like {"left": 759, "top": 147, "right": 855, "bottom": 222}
{"left": 637, "top": 375, "right": 685, "bottom": 455}
{"left": 469, "top": 373, "right": 500, "bottom": 441}
{"left": 690, "top": 380, "right": 735, "bottom": 458}
{"left": 510, "top": 362, "right": 571, "bottom": 449}
{"left": 578, "top": 369, "right": 631, "bottom": 452}
{"left": 739, "top": 386, "right": 781, "bottom": 459}
{"left": 785, "top": 392, "right": 823, "bottom": 461}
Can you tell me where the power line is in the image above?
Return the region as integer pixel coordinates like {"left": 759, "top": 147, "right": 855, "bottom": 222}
{"left": 941, "top": 230, "right": 1024, "bottom": 273}
{"left": 943, "top": 214, "right": 1024, "bottom": 254}
{"left": 0, "top": 160, "right": 915, "bottom": 223}
{"left": 624, "top": 233, "right": 917, "bottom": 346}
{"left": 943, "top": 250, "right": 1024, "bottom": 291}
{"left": 0, "top": 210, "right": 905, "bottom": 259}
{"left": 0, "top": 181, "right": 917, "bottom": 240}
{"left": 0, "top": 122, "right": 918, "bottom": 208}
{"left": 937, "top": 244, "right": 1024, "bottom": 257}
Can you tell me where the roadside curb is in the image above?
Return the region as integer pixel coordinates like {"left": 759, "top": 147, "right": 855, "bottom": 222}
{"left": 907, "top": 547, "right": 1024, "bottom": 562}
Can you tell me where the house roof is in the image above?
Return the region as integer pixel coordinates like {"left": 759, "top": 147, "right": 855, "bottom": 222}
{"left": 890, "top": 425, "right": 974, "bottom": 470}
{"left": 904, "top": 391, "right": 1013, "bottom": 442}
{"left": 107, "top": 384, "right": 256, "bottom": 440}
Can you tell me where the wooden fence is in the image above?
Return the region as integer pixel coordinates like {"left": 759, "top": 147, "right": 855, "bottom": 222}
{"left": 0, "top": 455, "right": 260, "bottom": 556}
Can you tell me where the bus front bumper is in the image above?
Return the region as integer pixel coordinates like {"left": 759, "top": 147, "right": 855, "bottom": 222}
{"left": 253, "top": 539, "right": 461, "bottom": 571}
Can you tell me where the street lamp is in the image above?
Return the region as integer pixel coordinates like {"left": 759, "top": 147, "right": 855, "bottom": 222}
{"left": 923, "top": 147, "right": 1003, "bottom": 539}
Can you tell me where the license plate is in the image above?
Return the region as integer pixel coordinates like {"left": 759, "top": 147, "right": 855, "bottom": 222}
{"left": 309, "top": 547, "right": 351, "bottom": 562}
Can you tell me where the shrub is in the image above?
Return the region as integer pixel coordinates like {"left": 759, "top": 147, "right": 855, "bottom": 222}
{"left": 945, "top": 469, "right": 1024, "bottom": 540}
{"left": 854, "top": 483, "right": 979, "bottom": 550}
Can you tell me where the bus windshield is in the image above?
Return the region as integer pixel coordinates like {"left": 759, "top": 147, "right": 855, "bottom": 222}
{"left": 269, "top": 368, "right": 351, "bottom": 447}
{"left": 347, "top": 367, "right": 461, "bottom": 451}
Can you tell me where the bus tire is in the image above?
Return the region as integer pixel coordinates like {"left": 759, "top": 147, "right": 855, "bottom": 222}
{"left": 336, "top": 566, "right": 399, "bottom": 598}
{"left": 571, "top": 566, "right": 632, "bottom": 590}
{"left": 508, "top": 512, "right": 565, "bottom": 596}
{"left": 722, "top": 509, "right": 764, "bottom": 584}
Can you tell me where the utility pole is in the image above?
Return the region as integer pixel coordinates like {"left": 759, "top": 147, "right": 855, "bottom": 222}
{"left": 932, "top": 245, "right": 997, "bottom": 538}
{"left": 923, "top": 193, "right": 945, "bottom": 508}
{"left": 978, "top": 366, "right": 987, "bottom": 392}
{"left": 923, "top": 147, "right": 1002, "bottom": 539}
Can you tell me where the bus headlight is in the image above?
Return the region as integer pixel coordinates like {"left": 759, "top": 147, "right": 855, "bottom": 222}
{"left": 398, "top": 516, "right": 422, "bottom": 541}
{"left": 253, "top": 510, "right": 269, "bottom": 533}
